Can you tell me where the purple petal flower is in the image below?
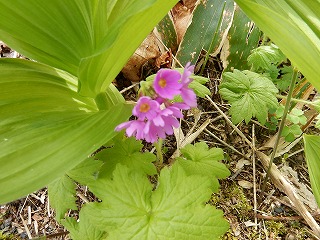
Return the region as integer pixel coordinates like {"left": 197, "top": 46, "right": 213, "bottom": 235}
{"left": 180, "top": 62, "right": 197, "bottom": 108}
{"left": 132, "top": 96, "right": 160, "bottom": 120}
{"left": 115, "top": 120, "right": 146, "bottom": 140}
{"left": 153, "top": 69, "right": 182, "bottom": 99}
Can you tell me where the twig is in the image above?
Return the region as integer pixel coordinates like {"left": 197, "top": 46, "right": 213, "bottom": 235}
{"left": 119, "top": 82, "right": 140, "bottom": 94}
{"left": 204, "top": 128, "right": 250, "bottom": 160}
{"left": 20, "top": 214, "right": 32, "bottom": 239}
{"left": 260, "top": 68, "right": 298, "bottom": 197}
{"left": 205, "top": 95, "right": 253, "bottom": 148}
{"left": 257, "top": 151, "right": 320, "bottom": 236}
{"left": 252, "top": 124, "right": 258, "bottom": 230}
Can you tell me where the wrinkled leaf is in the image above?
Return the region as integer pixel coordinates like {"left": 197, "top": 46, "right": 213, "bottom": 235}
{"left": 247, "top": 44, "right": 286, "bottom": 71}
{"left": 95, "top": 135, "right": 157, "bottom": 179}
{"left": 48, "top": 175, "right": 77, "bottom": 221}
{"left": 0, "top": 59, "right": 131, "bottom": 204}
{"left": 67, "top": 157, "right": 104, "bottom": 186}
{"left": 176, "top": 142, "right": 230, "bottom": 190}
{"left": 220, "top": 69, "right": 278, "bottom": 124}
{"left": 62, "top": 206, "right": 106, "bottom": 240}
{"left": 85, "top": 164, "right": 229, "bottom": 239}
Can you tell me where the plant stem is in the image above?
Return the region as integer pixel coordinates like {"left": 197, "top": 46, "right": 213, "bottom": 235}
{"left": 276, "top": 94, "right": 310, "bottom": 105}
{"left": 154, "top": 138, "right": 164, "bottom": 165}
{"left": 260, "top": 67, "right": 298, "bottom": 198}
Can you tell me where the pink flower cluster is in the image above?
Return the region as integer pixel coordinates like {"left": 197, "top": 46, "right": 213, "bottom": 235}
{"left": 115, "top": 63, "right": 197, "bottom": 143}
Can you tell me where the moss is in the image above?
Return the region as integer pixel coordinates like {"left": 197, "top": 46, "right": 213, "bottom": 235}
{"left": 265, "top": 220, "right": 285, "bottom": 236}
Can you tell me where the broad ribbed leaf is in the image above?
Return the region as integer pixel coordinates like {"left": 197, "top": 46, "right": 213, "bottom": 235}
{"left": 235, "top": 0, "right": 320, "bottom": 91}
{"left": 222, "top": 5, "right": 260, "bottom": 71}
{"left": 0, "top": 59, "right": 131, "bottom": 204}
{"left": 79, "top": 0, "right": 179, "bottom": 97}
{"left": 176, "top": 0, "right": 235, "bottom": 65}
{"left": 303, "top": 135, "right": 320, "bottom": 207}
{"left": 0, "top": 0, "right": 176, "bottom": 98}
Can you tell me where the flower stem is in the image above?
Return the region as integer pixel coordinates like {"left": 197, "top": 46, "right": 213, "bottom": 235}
{"left": 154, "top": 139, "right": 164, "bottom": 165}
{"left": 260, "top": 67, "right": 298, "bottom": 199}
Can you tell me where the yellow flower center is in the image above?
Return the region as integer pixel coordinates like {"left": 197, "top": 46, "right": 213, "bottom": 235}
{"left": 158, "top": 78, "right": 167, "bottom": 88}
{"left": 139, "top": 103, "right": 150, "bottom": 113}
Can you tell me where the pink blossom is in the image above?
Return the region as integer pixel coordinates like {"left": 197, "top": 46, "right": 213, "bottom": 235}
{"left": 153, "top": 69, "right": 182, "bottom": 99}
{"left": 132, "top": 96, "right": 160, "bottom": 120}
{"left": 115, "top": 63, "right": 198, "bottom": 143}
{"left": 180, "top": 62, "right": 197, "bottom": 108}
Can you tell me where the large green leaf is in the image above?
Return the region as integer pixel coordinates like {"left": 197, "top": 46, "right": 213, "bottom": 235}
{"left": 0, "top": 59, "right": 131, "bottom": 204}
{"left": 84, "top": 164, "right": 229, "bottom": 239}
{"left": 176, "top": 0, "right": 235, "bottom": 65}
{"left": 303, "top": 135, "right": 320, "bottom": 207}
{"left": 222, "top": 5, "right": 261, "bottom": 71}
{"left": 79, "top": 0, "right": 179, "bottom": 97}
{"left": 0, "top": 0, "right": 177, "bottom": 97}
{"left": 235, "top": 0, "right": 320, "bottom": 91}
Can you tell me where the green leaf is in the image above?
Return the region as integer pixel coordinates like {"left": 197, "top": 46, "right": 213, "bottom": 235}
{"left": 276, "top": 65, "right": 294, "bottom": 91}
{"left": 176, "top": 0, "right": 235, "bottom": 65}
{"left": 0, "top": 59, "right": 131, "bottom": 204}
{"left": 247, "top": 44, "right": 286, "bottom": 71}
{"left": 156, "top": 13, "right": 178, "bottom": 53}
{"left": 222, "top": 5, "right": 261, "bottom": 71}
{"left": 176, "top": 142, "right": 230, "bottom": 190}
{"left": 95, "top": 136, "right": 157, "bottom": 179}
{"left": 220, "top": 69, "right": 279, "bottom": 124}
{"left": 235, "top": 0, "right": 320, "bottom": 91}
{"left": 79, "top": 0, "right": 178, "bottom": 97}
{"left": 48, "top": 175, "right": 77, "bottom": 221}
{"left": 0, "top": 0, "right": 177, "bottom": 98}
{"left": 86, "top": 164, "right": 229, "bottom": 239}
{"left": 303, "top": 135, "right": 320, "bottom": 208}
{"left": 281, "top": 125, "right": 302, "bottom": 142}
{"left": 188, "top": 79, "right": 211, "bottom": 97}
{"left": 62, "top": 206, "right": 106, "bottom": 240}
{"left": 67, "top": 157, "right": 104, "bottom": 186}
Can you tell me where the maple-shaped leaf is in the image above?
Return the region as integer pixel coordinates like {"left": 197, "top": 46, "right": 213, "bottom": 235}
{"left": 95, "top": 136, "right": 157, "bottom": 179}
{"left": 62, "top": 206, "right": 107, "bottom": 240}
{"left": 220, "top": 69, "right": 279, "bottom": 124}
{"left": 176, "top": 142, "right": 230, "bottom": 191}
{"left": 48, "top": 175, "right": 77, "bottom": 221}
{"left": 85, "top": 164, "right": 229, "bottom": 240}
{"left": 247, "top": 44, "right": 286, "bottom": 71}
{"left": 67, "top": 156, "right": 104, "bottom": 185}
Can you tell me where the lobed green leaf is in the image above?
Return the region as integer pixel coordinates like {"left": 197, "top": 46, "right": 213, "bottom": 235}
{"left": 220, "top": 69, "right": 279, "bottom": 124}
{"left": 84, "top": 164, "right": 229, "bottom": 239}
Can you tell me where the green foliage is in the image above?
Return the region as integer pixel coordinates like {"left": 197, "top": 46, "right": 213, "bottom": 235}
{"left": 247, "top": 44, "right": 286, "bottom": 72}
{"left": 95, "top": 135, "right": 157, "bottom": 179}
{"left": 222, "top": 5, "right": 261, "bottom": 71}
{"left": 0, "top": 0, "right": 176, "bottom": 204}
{"left": 235, "top": 0, "right": 320, "bottom": 92}
{"left": 176, "top": 142, "right": 230, "bottom": 190}
{"left": 48, "top": 175, "right": 78, "bottom": 221}
{"left": 303, "top": 135, "right": 320, "bottom": 208}
{"left": 175, "top": 0, "right": 235, "bottom": 65}
{"left": 48, "top": 141, "right": 230, "bottom": 239}
{"left": 267, "top": 105, "right": 306, "bottom": 142}
{"left": 84, "top": 164, "right": 229, "bottom": 240}
{"left": 220, "top": 69, "right": 279, "bottom": 124}
{"left": 67, "top": 157, "right": 104, "bottom": 186}
{"left": 62, "top": 206, "right": 107, "bottom": 240}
